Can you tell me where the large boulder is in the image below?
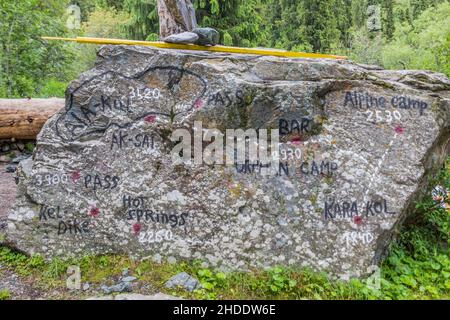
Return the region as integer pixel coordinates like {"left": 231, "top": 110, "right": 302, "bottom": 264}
{"left": 4, "top": 45, "right": 450, "bottom": 279}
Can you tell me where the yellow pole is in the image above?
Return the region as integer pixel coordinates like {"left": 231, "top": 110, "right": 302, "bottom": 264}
{"left": 42, "top": 36, "right": 347, "bottom": 60}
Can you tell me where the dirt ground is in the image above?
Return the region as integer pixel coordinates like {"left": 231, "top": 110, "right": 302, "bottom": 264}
{"left": 0, "top": 164, "right": 39, "bottom": 300}
{"left": 0, "top": 164, "right": 172, "bottom": 300}
{"left": 0, "top": 164, "right": 16, "bottom": 222}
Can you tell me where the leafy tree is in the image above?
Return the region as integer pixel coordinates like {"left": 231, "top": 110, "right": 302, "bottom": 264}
{"left": 1, "top": 0, "right": 449, "bottom": 98}
{"left": 193, "top": 0, "right": 267, "bottom": 47}
{"left": 83, "top": 7, "right": 130, "bottom": 38}
{"left": 410, "top": 0, "right": 443, "bottom": 19}
{"left": 351, "top": 0, "right": 369, "bottom": 28}
{"left": 301, "top": 0, "right": 341, "bottom": 52}
{"left": 335, "top": 0, "right": 354, "bottom": 48}
{"left": 382, "top": 1, "right": 450, "bottom": 76}
{"left": 68, "top": 0, "right": 96, "bottom": 22}
{"left": 123, "top": 0, "right": 159, "bottom": 40}
{"left": 348, "top": 26, "right": 384, "bottom": 66}
{"left": 0, "top": 0, "right": 74, "bottom": 97}
{"left": 95, "top": 0, "right": 126, "bottom": 11}
{"left": 382, "top": 0, "right": 395, "bottom": 39}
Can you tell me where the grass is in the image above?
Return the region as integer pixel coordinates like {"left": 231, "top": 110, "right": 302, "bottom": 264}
{"left": 0, "top": 289, "right": 10, "bottom": 300}
{"left": 0, "top": 160, "right": 448, "bottom": 300}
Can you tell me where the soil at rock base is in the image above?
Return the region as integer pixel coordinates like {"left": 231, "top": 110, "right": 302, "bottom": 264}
{"left": 0, "top": 164, "right": 180, "bottom": 300}
{"left": 0, "top": 164, "right": 16, "bottom": 223}
{"left": 0, "top": 164, "right": 41, "bottom": 299}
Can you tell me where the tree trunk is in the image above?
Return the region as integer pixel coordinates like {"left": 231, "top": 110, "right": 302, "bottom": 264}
{"left": 0, "top": 98, "right": 64, "bottom": 139}
{"left": 157, "top": 0, "right": 198, "bottom": 38}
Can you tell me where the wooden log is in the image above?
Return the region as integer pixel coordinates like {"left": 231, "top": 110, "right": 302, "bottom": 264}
{"left": 157, "top": 0, "right": 198, "bottom": 38}
{"left": 0, "top": 98, "right": 64, "bottom": 140}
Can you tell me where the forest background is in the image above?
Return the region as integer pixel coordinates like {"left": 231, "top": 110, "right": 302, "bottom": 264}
{"left": 0, "top": 0, "right": 449, "bottom": 98}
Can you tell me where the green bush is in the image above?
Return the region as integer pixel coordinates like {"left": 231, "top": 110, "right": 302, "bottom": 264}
{"left": 0, "top": 289, "right": 11, "bottom": 300}
{"left": 38, "top": 79, "right": 67, "bottom": 98}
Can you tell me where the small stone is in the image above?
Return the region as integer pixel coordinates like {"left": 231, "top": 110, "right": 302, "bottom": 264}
{"left": 122, "top": 268, "right": 129, "bottom": 276}
{"left": 167, "top": 256, "right": 177, "bottom": 264}
{"left": 1, "top": 145, "right": 10, "bottom": 153}
{"left": 114, "top": 293, "right": 182, "bottom": 300}
{"left": 11, "top": 154, "right": 31, "bottom": 164}
{"left": 107, "top": 282, "right": 132, "bottom": 293}
{"left": 83, "top": 283, "right": 90, "bottom": 291}
{"left": 192, "top": 27, "right": 220, "bottom": 46}
{"left": 86, "top": 296, "right": 113, "bottom": 300}
{"left": 16, "top": 142, "right": 25, "bottom": 151}
{"left": 277, "top": 217, "right": 288, "bottom": 226}
{"left": 152, "top": 253, "right": 162, "bottom": 264}
{"left": 163, "top": 32, "right": 199, "bottom": 45}
{"left": 5, "top": 165, "right": 16, "bottom": 173}
{"left": 100, "top": 284, "right": 111, "bottom": 294}
{"left": 165, "top": 272, "right": 201, "bottom": 292}
{"left": 121, "top": 276, "right": 137, "bottom": 283}
{"left": 0, "top": 155, "right": 9, "bottom": 163}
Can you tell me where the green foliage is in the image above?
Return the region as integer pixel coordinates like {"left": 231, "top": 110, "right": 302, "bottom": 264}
{"left": 382, "top": 2, "right": 450, "bottom": 76}
{"left": 266, "top": 267, "right": 297, "bottom": 293}
{"left": 0, "top": 289, "right": 11, "bottom": 300}
{"left": 381, "top": 250, "right": 450, "bottom": 299}
{"left": 43, "top": 257, "right": 71, "bottom": 279}
{"left": 379, "top": 158, "right": 450, "bottom": 299}
{"left": 25, "top": 142, "right": 36, "bottom": 153}
{"left": 0, "top": 247, "right": 29, "bottom": 266}
{"left": 123, "top": 0, "right": 159, "bottom": 40}
{"left": 197, "top": 268, "right": 227, "bottom": 290}
{"left": 223, "top": 32, "right": 233, "bottom": 46}
{"left": 347, "top": 27, "right": 384, "bottom": 66}
{"left": 382, "top": 0, "right": 395, "bottom": 39}
{"left": 83, "top": 6, "right": 130, "bottom": 39}
{"left": 1, "top": 0, "right": 449, "bottom": 99}
{"left": 193, "top": 0, "right": 268, "bottom": 47}
{"left": 38, "top": 79, "right": 67, "bottom": 98}
{"left": 193, "top": 268, "right": 228, "bottom": 299}
{"left": 0, "top": 247, "right": 43, "bottom": 276}
{"left": 0, "top": 0, "right": 75, "bottom": 98}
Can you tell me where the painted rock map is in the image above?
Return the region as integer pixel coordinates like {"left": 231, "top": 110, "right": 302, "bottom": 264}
{"left": 5, "top": 45, "right": 450, "bottom": 279}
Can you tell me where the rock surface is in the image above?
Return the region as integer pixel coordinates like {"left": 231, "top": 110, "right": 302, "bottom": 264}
{"left": 0, "top": 265, "right": 44, "bottom": 300}
{"left": 100, "top": 282, "right": 132, "bottom": 294}
{"left": 0, "top": 164, "right": 16, "bottom": 228}
{"left": 86, "top": 293, "right": 181, "bottom": 300}
{"left": 5, "top": 45, "right": 450, "bottom": 279}
{"left": 163, "top": 32, "right": 199, "bottom": 45}
{"left": 192, "top": 27, "right": 220, "bottom": 46}
{"left": 165, "top": 272, "right": 201, "bottom": 292}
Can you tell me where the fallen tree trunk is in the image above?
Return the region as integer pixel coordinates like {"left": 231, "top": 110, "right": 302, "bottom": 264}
{"left": 0, "top": 98, "right": 64, "bottom": 139}
{"left": 157, "top": 0, "right": 198, "bottom": 38}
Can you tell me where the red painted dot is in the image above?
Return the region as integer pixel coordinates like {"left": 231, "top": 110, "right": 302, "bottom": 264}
{"left": 133, "top": 223, "right": 141, "bottom": 234}
{"left": 354, "top": 215, "right": 362, "bottom": 226}
{"left": 89, "top": 207, "right": 100, "bottom": 217}
{"left": 194, "top": 99, "right": 204, "bottom": 109}
{"left": 291, "top": 136, "right": 303, "bottom": 145}
{"left": 395, "top": 125, "right": 404, "bottom": 134}
{"left": 144, "top": 115, "right": 156, "bottom": 123}
{"left": 71, "top": 171, "right": 81, "bottom": 183}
